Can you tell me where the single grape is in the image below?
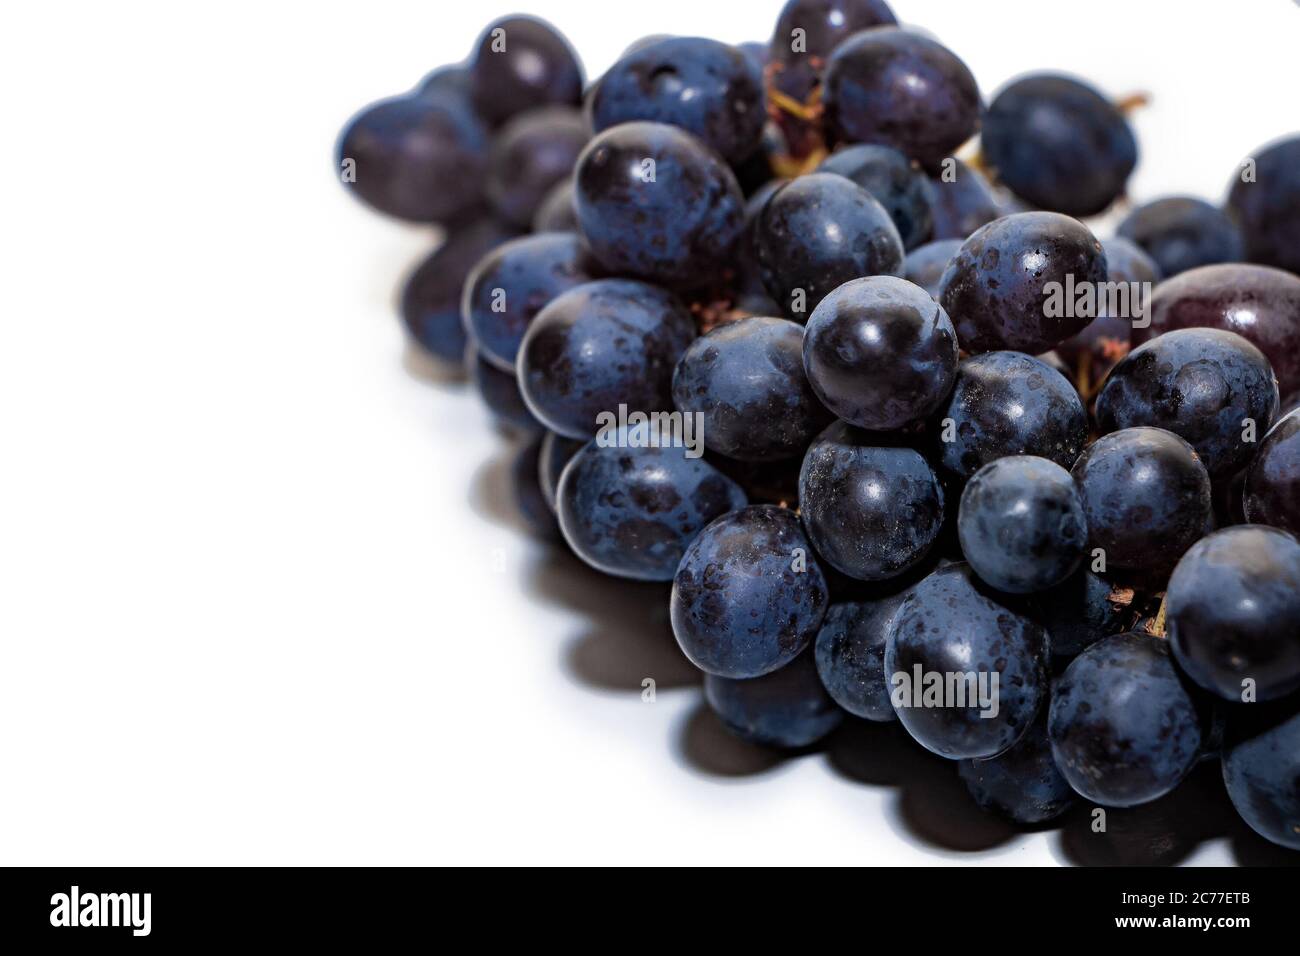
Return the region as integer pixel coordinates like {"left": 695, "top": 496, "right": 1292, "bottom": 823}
{"left": 336, "top": 93, "right": 488, "bottom": 223}
{"left": 1095, "top": 327, "right": 1279, "bottom": 477}
{"left": 517, "top": 279, "right": 695, "bottom": 439}
{"left": 958, "top": 708, "right": 1075, "bottom": 824}
{"left": 484, "top": 107, "right": 588, "bottom": 228}
{"left": 512, "top": 433, "right": 562, "bottom": 541}
{"left": 1070, "top": 427, "right": 1212, "bottom": 572}
{"left": 981, "top": 74, "right": 1136, "bottom": 217}
{"left": 938, "top": 211, "right": 1107, "bottom": 354}
{"left": 957, "top": 456, "right": 1086, "bottom": 594}
{"left": 672, "top": 316, "right": 832, "bottom": 462}
{"left": 704, "top": 648, "right": 844, "bottom": 748}
{"left": 1244, "top": 408, "right": 1300, "bottom": 534}
{"left": 470, "top": 349, "right": 541, "bottom": 434}
{"left": 814, "top": 593, "right": 911, "bottom": 722}
{"left": 803, "top": 276, "right": 958, "bottom": 430}
{"left": 556, "top": 429, "right": 747, "bottom": 581}
{"left": 921, "top": 159, "right": 1001, "bottom": 241}
{"left": 1049, "top": 632, "right": 1203, "bottom": 807}
{"left": 903, "top": 238, "right": 963, "bottom": 299}
{"left": 1137, "top": 263, "right": 1300, "bottom": 396}
{"left": 819, "top": 144, "right": 934, "bottom": 249}
{"left": 800, "top": 421, "right": 945, "bottom": 582}
{"left": 574, "top": 122, "right": 745, "bottom": 287}
{"left": 1053, "top": 236, "right": 1160, "bottom": 377}
{"left": 1166, "top": 526, "right": 1300, "bottom": 703}
{"left": 884, "top": 563, "right": 1049, "bottom": 759}
{"left": 591, "top": 37, "right": 765, "bottom": 164}
{"left": 400, "top": 218, "right": 516, "bottom": 363}
{"left": 822, "top": 28, "right": 981, "bottom": 167}
{"left": 754, "top": 172, "right": 904, "bottom": 320}
{"left": 671, "top": 504, "right": 829, "bottom": 678}
{"left": 415, "top": 64, "right": 471, "bottom": 99}
{"left": 532, "top": 179, "right": 579, "bottom": 233}
{"left": 1226, "top": 135, "right": 1300, "bottom": 276}
{"left": 537, "top": 431, "right": 585, "bottom": 513}
{"left": 930, "top": 351, "right": 1088, "bottom": 480}
{"left": 462, "top": 233, "right": 602, "bottom": 371}
{"left": 767, "top": 0, "right": 898, "bottom": 101}
{"left": 469, "top": 16, "right": 584, "bottom": 126}
{"left": 1116, "top": 196, "right": 1244, "bottom": 279}
{"left": 1031, "top": 569, "right": 1128, "bottom": 661}
{"left": 1221, "top": 705, "right": 1300, "bottom": 851}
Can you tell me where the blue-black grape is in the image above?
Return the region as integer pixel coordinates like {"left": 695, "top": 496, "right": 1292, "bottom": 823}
{"left": 462, "top": 232, "right": 603, "bottom": 371}
{"left": 484, "top": 107, "right": 588, "bottom": 228}
{"left": 1070, "top": 426, "right": 1212, "bottom": 573}
{"left": 1226, "top": 135, "right": 1300, "bottom": 277}
{"left": 814, "top": 593, "right": 910, "bottom": 722}
{"left": 470, "top": 349, "right": 541, "bottom": 434}
{"left": 1116, "top": 196, "right": 1244, "bottom": 279}
{"left": 938, "top": 211, "right": 1108, "bottom": 354}
{"left": 884, "top": 563, "right": 1049, "bottom": 759}
{"left": 819, "top": 144, "right": 934, "bottom": 249}
{"left": 767, "top": 0, "right": 898, "bottom": 101}
{"left": 931, "top": 351, "right": 1088, "bottom": 480}
{"left": 921, "top": 159, "right": 1001, "bottom": 241}
{"left": 556, "top": 428, "right": 747, "bottom": 581}
{"left": 532, "top": 180, "right": 579, "bottom": 233}
{"left": 537, "top": 431, "right": 585, "bottom": 513}
{"left": 336, "top": 92, "right": 488, "bottom": 223}
{"left": 1244, "top": 407, "right": 1300, "bottom": 534}
{"left": 400, "top": 218, "right": 516, "bottom": 363}
{"left": 1221, "top": 705, "right": 1300, "bottom": 850}
{"left": 1137, "top": 263, "right": 1300, "bottom": 396}
{"left": 574, "top": 122, "right": 746, "bottom": 287}
{"left": 591, "top": 37, "right": 765, "bottom": 164}
{"left": 1166, "top": 525, "right": 1300, "bottom": 703}
{"left": 469, "top": 16, "right": 584, "bottom": 126}
{"left": 704, "top": 648, "right": 844, "bottom": 748}
{"left": 1053, "top": 236, "right": 1160, "bottom": 379}
{"left": 1031, "top": 569, "right": 1128, "bottom": 661}
{"left": 958, "top": 708, "right": 1075, "bottom": 824}
{"left": 754, "top": 172, "right": 904, "bottom": 320}
{"left": 671, "top": 504, "right": 829, "bottom": 678}
{"left": 822, "top": 28, "right": 981, "bottom": 167}
{"left": 957, "top": 455, "right": 1086, "bottom": 594}
{"left": 803, "top": 276, "right": 957, "bottom": 430}
{"left": 517, "top": 279, "right": 695, "bottom": 439}
{"left": 800, "top": 421, "right": 945, "bottom": 582}
{"left": 1095, "top": 327, "right": 1279, "bottom": 477}
{"left": 1048, "top": 632, "right": 1203, "bottom": 807}
{"left": 672, "top": 316, "right": 832, "bottom": 461}
{"left": 981, "top": 74, "right": 1136, "bottom": 217}
{"left": 903, "top": 238, "right": 963, "bottom": 299}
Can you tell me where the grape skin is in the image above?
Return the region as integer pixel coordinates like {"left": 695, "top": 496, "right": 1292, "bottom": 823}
{"left": 1243, "top": 408, "right": 1300, "bottom": 534}
{"left": 704, "top": 649, "right": 844, "bottom": 748}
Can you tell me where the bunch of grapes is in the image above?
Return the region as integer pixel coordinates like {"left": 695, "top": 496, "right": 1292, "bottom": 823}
{"left": 337, "top": 1, "right": 1300, "bottom": 853}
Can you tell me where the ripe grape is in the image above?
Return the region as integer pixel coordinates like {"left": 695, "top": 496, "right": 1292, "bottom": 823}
{"left": 921, "top": 159, "right": 1001, "bottom": 241}
{"left": 903, "top": 238, "right": 962, "bottom": 299}
{"left": 1221, "top": 705, "right": 1300, "bottom": 851}
{"left": 1116, "top": 196, "right": 1244, "bottom": 279}
{"left": 958, "top": 709, "right": 1075, "bottom": 824}
{"left": 1243, "top": 408, "right": 1300, "bottom": 534}
{"left": 819, "top": 144, "right": 934, "bottom": 250}
{"left": 814, "top": 593, "right": 910, "bottom": 722}
{"left": 704, "top": 648, "right": 844, "bottom": 748}
{"left": 767, "top": 0, "right": 898, "bottom": 100}
{"left": 469, "top": 16, "right": 584, "bottom": 126}
{"left": 484, "top": 107, "right": 588, "bottom": 228}
{"left": 1226, "top": 135, "right": 1300, "bottom": 276}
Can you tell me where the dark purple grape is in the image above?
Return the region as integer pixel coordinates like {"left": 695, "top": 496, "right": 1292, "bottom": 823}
{"left": 517, "top": 279, "right": 695, "bottom": 439}
{"left": 537, "top": 431, "right": 585, "bottom": 513}
{"left": 470, "top": 349, "right": 541, "bottom": 434}
{"left": 1032, "top": 569, "right": 1128, "bottom": 661}
{"left": 799, "top": 421, "right": 945, "bottom": 582}
{"left": 671, "top": 505, "right": 829, "bottom": 679}
{"left": 415, "top": 64, "right": 471, "bottom": 99}
{"left": 767, "top": 0, "right": 898, "bottom": 101}
{"left": 1226, "top": 135, "right": 1300, "bottom": 276}
{"left": 754, "top": 172, "right": 904, "bottom": 320}
{"left": 1244, "top": 408, "right": 1300, "bottom": 534}
{"left": 1096, "top": 328, "right": 1279, "bottom": 477}
{"left": 469, "top": 16, "right": 584, "bottom": 126}
{"left": 981, "top": 74, "right": 1136, "bottom": 217}
{"left": 822, "top": 28, "right": 981, "bottom": 167}
{"left": 1053, "top": 235, "right": 1160, "bottom": 376}
{"left": 484, "top": 107, "right": 588, "bottom": 227}
{"left": 1137, "top": 263, "right": 1300, "bottom": 396}
{"left": 672, "top": 317, "right": 832, "bottom": 462}
{"left": 1049, "top": 632, "right": 1203, "bottom": 807}
{"left": 704, "top": 648, "right": 844, "bottom": 748}
{"left": 556, "top": 429, "right": 747, "bottom": 581}
{"left": 1116, "top": 196, "right": 1244, "bottom": 279}
{"left": 591, "top": 37, "right": 765, "bottom": 164}
{"left": 931, "top": 351, "right": 1088, "bottom": 480}
{"left": 531, "top": 179, "right": 579, "bottom": 233}
{"left": 1222, "top": 704, "right": 1300, "bottom": 850}
{"left": 336, "top": 93, "right": 488, "bottom": 223}
{"left": 819, "top": 144, "right": 933, "bottom": 249}
{"left": 574, "top": 122, "right": 745, "bottom": 287}
{"left": 513, "top": 433, "right": 561, "bottom": 540}
{"left": 814, "top": 593, "right": 909, "bottom": 722}
{"left": 461, "top": 232, "right": 602, "bottom": 371}
{"left": 803, "top": 276, "right": 957, "bottom": 430}
{"left": 957, "top": 456, "right": 1086, "bottom": 594}
{"left": 958, "top": 708, "right": 1075, "bottom": 824}
{"left": 399, "top": 218, "right": 516, "bottom": 363}
{"left": 1167, "top": 526, "right": 1300, "bottom": 703}
{"left": 921, "top": 159, "right": 1001, "bottom": 241}
{"left": 938, "top": 211, "right": 1107, "bottom": 354}
{"left": 1070, "top": 427, "right": 1212, "bottom": 573}
{"left": 903, "top": 238, "right": 963, "bottom": 298}
{"left": 884, "top": 563, "right": 1049, "bottom": 759}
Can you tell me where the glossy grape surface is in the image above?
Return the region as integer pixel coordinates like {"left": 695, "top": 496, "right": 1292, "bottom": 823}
{"left": 469, "top": 16, "right": 584, "bottom": 126}
{"left": 814, "top": 594, "right": 909, "bottom": 722}
{"left": 1116, "top": 196, "right": 1244, "bottom": 279}
{"left": 704, "top": 648, "right": 844, "bottom": 748}
{"left": 921, "top": 159, "right": 1001, "bottom": 241}
{"left": 1221, "top": 706, "right": 1300, "bottom": 851}
{"left": 485, "top": 107, "right": 588, "bottom": 228}
{"left": 819, "top": 144, "right": 933, "bottom": 250}
{"left": 1243, "top": 408, "right": 1300, "bottom": 534}
{"left": 1226, "top": 135, "right": 1300, "bottom": 277}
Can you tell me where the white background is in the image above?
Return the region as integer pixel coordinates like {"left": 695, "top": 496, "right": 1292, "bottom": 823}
{"left": 1, "top": 0, "right": 1298, "bottom": 865}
